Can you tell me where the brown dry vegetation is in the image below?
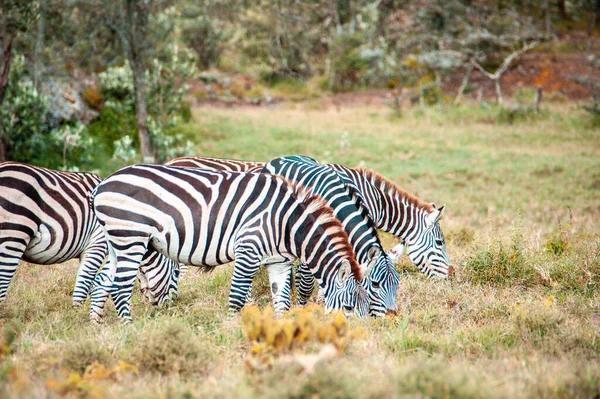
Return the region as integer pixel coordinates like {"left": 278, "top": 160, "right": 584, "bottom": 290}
{"left": 1, "top": 101, "right": 600, "bottom": 398}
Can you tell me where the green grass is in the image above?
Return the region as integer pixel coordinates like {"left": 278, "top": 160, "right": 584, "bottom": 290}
{"left": 2, "top": 102, "right": 600, "bottom": 398}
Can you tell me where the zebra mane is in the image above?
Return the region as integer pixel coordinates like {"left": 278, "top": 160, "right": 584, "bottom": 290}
{"left": 355, "top": 166, "right": 434, "bottom": 214}
{"left": 281, "top": 177, "right": 363, "bottom": 281}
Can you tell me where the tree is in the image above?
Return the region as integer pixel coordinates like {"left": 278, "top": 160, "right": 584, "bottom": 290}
{"left": 104, "top": 0, "right": 155, "bottom": 162}
{"left": 0, "top": 1, "right": 38, "bottom": 161}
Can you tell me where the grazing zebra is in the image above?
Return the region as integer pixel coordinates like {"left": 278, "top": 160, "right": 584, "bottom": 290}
{"left": 0, "top": 162, "right": 106, "bottom": 305}
{"left": 327, "top": 164, "right": 451, "bottom": 279}
{"left": 263, "top": 155, "right": 400, "bottom": 316}
{"left": 90, "top": 164, "right": 369, "bottom": 322}
{"left": 0, "top": 162, "right": 179, "bottom": 307}
{"left": 164, "top": 156, "right": 451, "bottom": 279}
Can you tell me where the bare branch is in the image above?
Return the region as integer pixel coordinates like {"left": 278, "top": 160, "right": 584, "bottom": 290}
{"left": 471, "top": 59, "right": 494, "bottom": 80}
{"left": 495, "top": 41, "right": 540, "bottom": 78}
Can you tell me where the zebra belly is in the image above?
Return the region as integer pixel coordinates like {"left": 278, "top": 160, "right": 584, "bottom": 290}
{"left": 22, "top": 223, "right": 85, "bottom": 265}
{"left": 149, "top": 230, "right": 235, "bottom": 268}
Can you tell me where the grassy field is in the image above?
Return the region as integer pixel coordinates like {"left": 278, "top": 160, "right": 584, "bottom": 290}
{"left": 1, "top": 102, "right": 599, "bottom": 398}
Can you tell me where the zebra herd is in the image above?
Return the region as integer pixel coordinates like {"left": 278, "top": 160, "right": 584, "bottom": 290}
{"left": 0, "top": 155, "right": 451, "bottom": 323}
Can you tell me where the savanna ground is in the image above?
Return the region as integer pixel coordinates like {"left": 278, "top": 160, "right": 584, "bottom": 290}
{"left": 1, "top": 101, "right": 600, "bottom": 398}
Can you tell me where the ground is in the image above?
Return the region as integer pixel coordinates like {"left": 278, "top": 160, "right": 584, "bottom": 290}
{"left": 1, "top": 101, "right": 599, "bottom": 398}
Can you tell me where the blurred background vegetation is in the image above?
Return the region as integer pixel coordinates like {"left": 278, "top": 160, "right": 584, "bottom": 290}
{"left": 0, "top": 0, "right": 599, "bottom": 173}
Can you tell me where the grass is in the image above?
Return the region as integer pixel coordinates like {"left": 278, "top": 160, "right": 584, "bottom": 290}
{"left": 2, "top": 102, "right": 600, "bottom": 398}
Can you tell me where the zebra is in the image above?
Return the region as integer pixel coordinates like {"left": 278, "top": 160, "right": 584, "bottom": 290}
{"left": 165, "top": 156, "right": 451, "bottom": 279}
{"left": 0, "top": 162, "right": 107, "bottom": 305}
{"left": 90, "top": 164, "right": 370, "bottom": 322}
{"left": 327, "top": 164, "right": 452, "bottom": 279}
{"left": 263, "top": 155, "right": 400, "bottom": 316}
{"left": 0, "top": 162, "right": 179, "bottom": 308}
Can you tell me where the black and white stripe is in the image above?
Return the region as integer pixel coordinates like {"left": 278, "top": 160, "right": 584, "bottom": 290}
{"left": 90, "top": 164, "right": 369, "bottom": 322}
{"left": 0, "top": 162, "right": 180, "bottom": 308}
{"left": 263, "top": 155, "right": 400, "bottom": 316}
{"left": 328, "top": 164, "right": 451, "bottom": 278}
{"left": 166, "top": 156, "right": 450, "bottom": 278}
{"left": 0, "top": 162, "right": 106, "bottom": 305}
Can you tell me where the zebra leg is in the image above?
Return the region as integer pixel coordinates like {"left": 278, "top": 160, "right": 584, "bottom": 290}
{"left": 296, "top": 262, "right": 316, "bottom": 306}
{"left": 229, "top": 248, "right": 262, "bottom": 312}
{"left": 0, "top": 233, "right": 30, "bottom": 302}
{"left": 268, "top": 262, "right": 293, "bottom": 314}
{"left": 89, "top": 243, "right": 118, "bottom": 323}
{"left": 73, "top": 229, "right": 107, "bottom": 307}
{"left": 111, "top": 244, "right": 148, "bottom": 323}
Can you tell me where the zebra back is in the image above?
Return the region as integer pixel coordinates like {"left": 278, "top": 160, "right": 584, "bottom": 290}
{"left": 166, "top": 156, "right": 265, "bottom": 172}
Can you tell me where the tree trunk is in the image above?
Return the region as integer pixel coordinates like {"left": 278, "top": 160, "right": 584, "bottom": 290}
{"left": 33, "top": 0, "right": 45, "bottom": 93}
{"left": 131, "top": 57, "right": 153, "bottom": 162}
{"left": 0, "top": 136, "right": 6, "bottom": 162}
{"left": 0, "top": 39, "right": 13, "bottom": 107}
{"left": 533, "top": 86, "right": 543, "bottom": 112}
{"left": 124, "top": 0, "right": 153, "bottom": 162}
{"left": 544, "top": 0, "right": 552, "bottom": 37}
{"left": 557, "top": 0, "right": 568, "bottom": 20}
{"left": 454, "top": 63, "right": 473, "bottom": 106}
{"left": 494, "top": 79, "right": 503, "bottom": 105}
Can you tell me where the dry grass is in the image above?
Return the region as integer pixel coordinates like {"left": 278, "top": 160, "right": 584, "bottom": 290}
{"left": 2, "top": 103, "right": 600, "bottom": 398}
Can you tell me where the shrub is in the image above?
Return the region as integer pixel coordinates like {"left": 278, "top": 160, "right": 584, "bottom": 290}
{"left": 128, "top": 320, "right": 214, "bottom": 377}
{"left": 62, "top": 340, "right": 112, "bottom": 374}
{"left": 463, "top": 228, "right": 543, "bottom": 287}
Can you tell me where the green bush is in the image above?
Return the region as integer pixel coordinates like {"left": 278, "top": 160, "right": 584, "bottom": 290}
{"left": 463, "top": 228, "right": 543, "bottom": 288}
{"left": 0, "top": 54, "right": 97, "bottom": 170}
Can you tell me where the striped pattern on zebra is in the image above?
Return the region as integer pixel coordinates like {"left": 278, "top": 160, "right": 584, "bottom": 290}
{"left": 166, "top": 156, "right": 265, "bottom": 172}
{"left": 0, "top": 162, "right": 180, "bottom": 308}
{"left": 90, "top": 165, "right": 369, "bottom": 322}
{"left": 0, "top": 162, "right": 106, "bottom": 305}
{"left": 164, "top": 156, "right": 451, "bottom": 279}
{"left": 328, "top": 164, "right": 451, "bottom": 279}
{"left": 165, "top": 157, "right": 266, "bottom": 278}
{"left": 263, "top": 155, "right": 400, "bottom": 316}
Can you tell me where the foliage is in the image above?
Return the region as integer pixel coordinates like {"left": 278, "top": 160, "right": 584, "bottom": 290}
{"left": 462, "top": 223, "right": 545, "bottom": 288}
{"left": 94, "top": 54, "right": 195, "bottom": 162}
{"left": 0, "top": 54, "right": 96, "bottom": 169}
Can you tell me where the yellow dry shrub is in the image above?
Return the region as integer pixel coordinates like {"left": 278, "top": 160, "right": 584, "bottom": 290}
{"left": 45, "top": 360, "right": 138, "bottom": 398}
{"left": 241, "top": 304, "right": 363, "bottom": 356}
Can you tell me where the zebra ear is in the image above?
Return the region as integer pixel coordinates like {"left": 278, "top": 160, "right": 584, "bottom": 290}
{"left": 337, "top": 260, "right": 352, "bottom": 285}
{"left": 367, "top": 246, "right": 381, "bottom": 261}
{"left": 438, "top": 204, "right": 446, "bottom": 218}
{"left": 426, "top": 208, "right": 441, "bottom": 227}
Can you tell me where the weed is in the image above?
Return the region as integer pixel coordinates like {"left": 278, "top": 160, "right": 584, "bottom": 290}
{"left": 62, "top": 340, "right": 112, "bottom": 374}
{"left": 544, "top": 210, "right": 573, "bottom": 256}
{"left": 127, "top": 320, "right": 215, "bottom": 377}
{"left": 463, "top": 226, "right": 543, "bottom": 287}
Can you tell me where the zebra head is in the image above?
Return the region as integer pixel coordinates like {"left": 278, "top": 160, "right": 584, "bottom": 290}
{"left": 404, "top": 204, "right": 451, "bottom": 279}
{"left": 137, "top": 257, "right": 180, "bottom": 306}
{"left": 361, "top": 246, "right": 401, "bottom": 317}
{"left": 324, "top": 260, "right": 370, "bottom": 317}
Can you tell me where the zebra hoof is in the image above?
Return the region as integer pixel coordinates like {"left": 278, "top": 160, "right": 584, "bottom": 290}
{"left": 72, "top": 301, "right": 84, "bottom": 308}
{"left": 121, "top": 317, "right": 133, "bottom": 325}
